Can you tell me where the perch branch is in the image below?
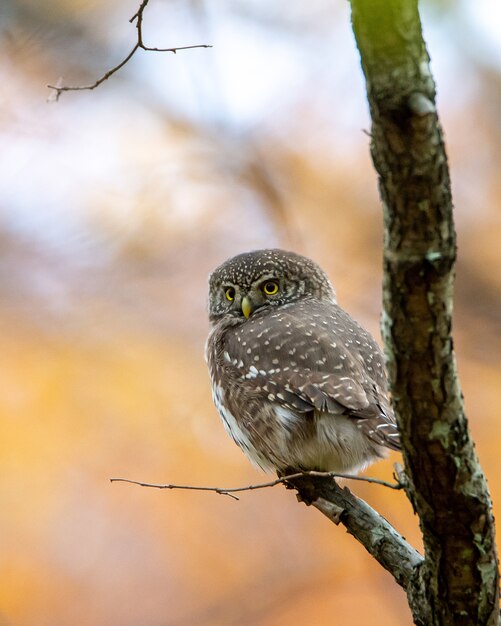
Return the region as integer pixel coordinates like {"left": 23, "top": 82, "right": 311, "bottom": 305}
{"left": 47, "top": 0, "right": 211, "bottom": 100}
{"left": 110, "top": 470, "right": 421, "bottom": 591}
{"left": 288, "top": 473, "right": 423, "bottom": 591}
{"left": 110, "top": 470, "right": 403, "bottom": 500}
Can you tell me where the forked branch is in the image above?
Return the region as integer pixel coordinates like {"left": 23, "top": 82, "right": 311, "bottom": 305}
{"left": 47, "top": 0, "right": 211, "bottom": 100}
{"left": 111, "top": 469, "right": 422, "bottom": 591}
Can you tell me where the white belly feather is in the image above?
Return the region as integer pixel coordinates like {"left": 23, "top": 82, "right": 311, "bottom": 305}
{"left": 211, "top": 381, "right": 378, "bottom": 473}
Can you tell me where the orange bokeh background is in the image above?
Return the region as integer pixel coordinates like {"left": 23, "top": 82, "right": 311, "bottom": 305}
{"left": 1, "top": 1, "right": 500, "bottom": 624}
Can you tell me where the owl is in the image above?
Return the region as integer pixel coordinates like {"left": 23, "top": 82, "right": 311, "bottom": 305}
{"left": 205, "top": 249, "right": 400, "bottom": 475}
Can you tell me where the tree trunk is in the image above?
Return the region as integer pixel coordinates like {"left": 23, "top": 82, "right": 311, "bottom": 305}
{"left": 348, "top": 1, "right": 499, "bottom": 624}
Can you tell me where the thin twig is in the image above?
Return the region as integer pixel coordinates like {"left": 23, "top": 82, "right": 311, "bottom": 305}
{"left": 110, "top": 470, "right": 402, "bottom": 501}
{"left": 47, "top": 44, "right": 140, "bottom": 99}
{"left": 110, "top": 469, "right": 420, "bottom": 590}
{"left": 47, "top": 0, "right": 212, "bottom": 101}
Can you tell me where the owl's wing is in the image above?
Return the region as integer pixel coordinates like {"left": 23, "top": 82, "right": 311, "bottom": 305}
{"left": 224, "top": 299, "right": 400, "bottom": 451}
{"left": 273, "top": 365, "right": 400, "bottom": 452}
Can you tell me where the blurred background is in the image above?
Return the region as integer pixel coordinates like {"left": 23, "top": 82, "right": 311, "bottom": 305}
{"left": 1, "top": 0, "right": 500, "bottom": 624}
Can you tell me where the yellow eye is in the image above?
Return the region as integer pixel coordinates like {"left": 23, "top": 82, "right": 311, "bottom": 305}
{"left": 225, "top": 287, "right": 235, "bottom": 301}
{"left": 263, "top": 281, "right": 279, "bottom": 295}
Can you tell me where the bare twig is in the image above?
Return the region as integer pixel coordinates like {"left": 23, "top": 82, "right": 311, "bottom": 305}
{"left": 110, "top": 470, "right": 420, "bottom": 591}
{"left": 110, "top": 470, "right": 402, "bottom": 501}
{"left": 47, "top": 0, "right": 212, "bottom": 100}
{"left": 47, "top": 44, "right": 141, "bottom": 100}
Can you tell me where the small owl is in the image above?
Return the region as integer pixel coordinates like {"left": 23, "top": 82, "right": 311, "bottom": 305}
{"left": 206, "top": 249, "right": 400, "bottom": 475}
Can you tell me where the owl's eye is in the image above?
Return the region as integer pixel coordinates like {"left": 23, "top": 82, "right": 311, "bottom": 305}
{"left": 263, "top": 281, "right": 279, "bottom": 296}
{"left": 225, "top": 287, "right": 236, "bottom": 301}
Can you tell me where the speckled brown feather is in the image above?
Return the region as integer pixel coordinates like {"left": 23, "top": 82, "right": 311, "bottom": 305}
{"left": 219, "top": 299, "right": 400, "bottom": 450}
{"left": 206, "top": 249, "right": 400, "bottom": 473}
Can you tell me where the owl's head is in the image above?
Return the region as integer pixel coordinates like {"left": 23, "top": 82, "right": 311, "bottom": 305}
{"left": 208, "top": 249, "right": 336, "bottom": 323}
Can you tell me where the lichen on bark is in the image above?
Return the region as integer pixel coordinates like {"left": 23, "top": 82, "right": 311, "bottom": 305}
{"left": 349, "top": 0, "right": 499, "bottom": 624}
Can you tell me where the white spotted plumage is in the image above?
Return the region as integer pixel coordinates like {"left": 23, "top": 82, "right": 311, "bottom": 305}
{"left": 206, "top": 249, "right": 400, "bottom": 474}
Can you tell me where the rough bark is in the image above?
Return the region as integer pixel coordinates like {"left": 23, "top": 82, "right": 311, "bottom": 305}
{"left": 347, "top": 1, "right": 499, "bottom": 624}
{"left": 287, "top": 474, "right": 423, "bottom": 591}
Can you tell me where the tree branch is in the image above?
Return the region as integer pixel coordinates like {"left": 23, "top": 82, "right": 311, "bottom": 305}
{"left": 47, "top": 0, "right": 212, "bottom": 101}
{"left": 287, "top": 473, "right": 423, "bottom": 592}
{"left": 349, "top": 1, "right": 499, "bottom": 624}
{"left": 110, "top": 470, "right": 403, "bottom": 499}
{"left": 110, "top": 470, "right": 421, "bottom": 591}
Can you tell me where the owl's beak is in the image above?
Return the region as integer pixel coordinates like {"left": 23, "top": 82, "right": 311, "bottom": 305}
{"left": 241, "top": 296, "right": 253, "bottom": 319}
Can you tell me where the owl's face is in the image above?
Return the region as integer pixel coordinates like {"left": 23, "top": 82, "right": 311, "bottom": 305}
{"left": 208, "top": 249, "right": 336, "bottom": 324}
